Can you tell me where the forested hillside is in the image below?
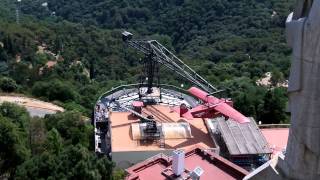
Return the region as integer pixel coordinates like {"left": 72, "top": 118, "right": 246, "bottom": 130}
{"left": 0, "top": 0, "right": 294, "bottom": 178}
{"left": 22, "top": 0, "right": 293, "bottom": 64}
{"left": 1, "top": 0, "right": 295, "bottom": 120}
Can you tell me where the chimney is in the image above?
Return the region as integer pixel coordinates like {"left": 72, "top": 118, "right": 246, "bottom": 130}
{"left": 172, "top": 149, "right": 185, "bottom": 176}
{"left": 190, "top": 166, "right": 204, "bottom": 180}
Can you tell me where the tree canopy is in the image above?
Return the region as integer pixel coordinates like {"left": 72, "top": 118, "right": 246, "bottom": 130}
{"left": 0, "top": 0, "right": 293, "bottom": 120}
{"left": 0, "top": 103, "right": 121, "bottom": 179}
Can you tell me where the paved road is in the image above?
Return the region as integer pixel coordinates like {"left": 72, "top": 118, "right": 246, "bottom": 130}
{"left": 25, "top": 107, "right": 57, "bottom": 117}
{"left": 0, "top": 95, "right": 64, "bottom": 117}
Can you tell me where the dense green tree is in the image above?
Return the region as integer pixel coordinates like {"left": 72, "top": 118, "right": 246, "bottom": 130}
{"left": 0, "top": 61, "right": 9, "bottom": 75}
{"left": 9, "top": 62, "right": 36, "bottom": 86}
{"left": 0, "top": 76, "right": 18, "bottom": 92}
{"left": 3, "top": 35, "right": 14, "bottom": 55}
{"left": 222, "top": 77, "right": 267, "bottom": 119}
{"left": 44, "top": 128, "right": 63, "bottom": 154}
{"left": 28, "top": 117, "right": 47, "bottom": 155}
{"left": 259, "top": 88, "right": 288, "bottom": 124}
{"left": 0, "top": 117, "right": 30, "bottom": 177}
{"left": 271, "top": 69, "right": 285, "bottom": 86}
{"left": 0, "top": 46, "right": 9, "bottom": 63}
{"left": 0, "top": 102, "right": 30, "bottom": 130}
{"left": 44, "top": 111, "right": 93, "bottom": 148}
{"left": 15, "top": 144, "right": 114, "bottom": 180}
{"left": 32, "top": 80, "right": 78, "bottom": 102}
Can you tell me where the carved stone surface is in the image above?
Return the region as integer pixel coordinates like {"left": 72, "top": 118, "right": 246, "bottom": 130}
{"left": 283, "top": 0, "right": 320, "bottom": 179}
{"left": 245, "top": 1, "right": 320, "bottom": 179}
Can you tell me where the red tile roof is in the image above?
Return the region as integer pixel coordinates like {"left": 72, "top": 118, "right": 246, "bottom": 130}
{"left": 126, "top": 145, "right": 249, "bottom": 180}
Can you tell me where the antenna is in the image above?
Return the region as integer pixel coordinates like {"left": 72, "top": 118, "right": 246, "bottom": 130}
{"left": 16, "top": 0, "right": 22, "bottom": 24}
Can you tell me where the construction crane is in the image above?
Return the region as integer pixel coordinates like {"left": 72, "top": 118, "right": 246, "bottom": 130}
{"left": 114, "top": 100, "right": 153, "bottom": 122}
{"left": 122, "top": 31, "right": 249, "bottom": 123}
{"left": 122, "top": 31, "right": 218, "bottom": 94}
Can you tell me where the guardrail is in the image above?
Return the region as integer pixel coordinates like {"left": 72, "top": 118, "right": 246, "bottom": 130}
{"left": 95, "top": 83, "right": 191, "bottom": 106}
{"left": 258, "top": 124, "right": 290, "bottom": 129}
{"left": 95, "top": 83, "right": 141, "bottom": 104}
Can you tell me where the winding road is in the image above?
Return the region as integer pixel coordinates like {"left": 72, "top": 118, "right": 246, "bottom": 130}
{"left": 0, "top": 95, "right": 64, "bottom": 117}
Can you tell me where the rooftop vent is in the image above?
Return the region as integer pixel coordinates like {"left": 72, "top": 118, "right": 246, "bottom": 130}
{"left": 132, "top": 101, "right": 144, "bottom": 115}
{"left": 172, "top": 149, "right": 185, "bottom": 176}
{"left": 190, "top": 166, "right": 204, "bottom": 180}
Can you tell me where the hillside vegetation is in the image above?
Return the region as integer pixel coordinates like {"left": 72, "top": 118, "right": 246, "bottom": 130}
{"left": 0, "top": 0, "right": 293, "bottom": 178}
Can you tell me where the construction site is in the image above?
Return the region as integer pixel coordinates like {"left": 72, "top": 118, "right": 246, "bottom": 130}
{"left": 93, "top": 32, "right": 289, "bottom": 179}
{"left": 1, "top": 0, "right": 319, "bottom": 179}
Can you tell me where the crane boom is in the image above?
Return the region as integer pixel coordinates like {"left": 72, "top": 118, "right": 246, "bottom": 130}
{"left": 122, "top": 31, "right": 218, "bottom": 93}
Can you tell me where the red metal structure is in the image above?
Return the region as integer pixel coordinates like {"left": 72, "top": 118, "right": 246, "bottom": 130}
{"left": 179, "top": 87, "right": 250, "bottom": 123}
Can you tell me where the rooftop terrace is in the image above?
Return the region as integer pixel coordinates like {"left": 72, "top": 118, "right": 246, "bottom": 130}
{"left": 110, "top": 105, "right": 216, "bottom": 152}
{"left": 126, "top": 146, "right": 249, "bottom": 180}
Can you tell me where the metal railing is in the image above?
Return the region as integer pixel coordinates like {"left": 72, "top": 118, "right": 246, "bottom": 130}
{"left": 95, "top": 83, "right": 191, "bottom": 106}
{"left": 258, "top": 124, "right": 290, "bottom": 129}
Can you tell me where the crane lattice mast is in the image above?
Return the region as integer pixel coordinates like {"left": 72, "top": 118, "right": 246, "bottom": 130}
{"left": 122, "top": 31, "right": 218, "bottom": 94}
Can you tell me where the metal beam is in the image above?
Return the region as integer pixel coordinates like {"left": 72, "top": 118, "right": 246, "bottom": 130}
{"left": 123, "top": 33, "right": 218, "bottom": 93}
